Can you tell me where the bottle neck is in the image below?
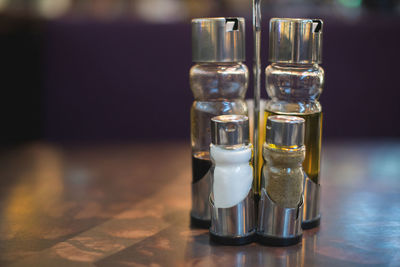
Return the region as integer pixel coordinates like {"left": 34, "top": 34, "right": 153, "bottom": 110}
{"left": 270, "top": 62, "right": 317, "bottom": 69}
{"left": 265, "top": 101, "right": 322, "bottom": 114}
{"left": 265, "top": 61, "right": 324, "bottom": 114}
{"left": 190, "top": 62, "right": 248, "bottom": 101}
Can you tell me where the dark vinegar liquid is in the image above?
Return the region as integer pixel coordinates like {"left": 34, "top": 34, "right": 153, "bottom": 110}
{"left": 192, "top": 151, "right": 212, "bottom": 183}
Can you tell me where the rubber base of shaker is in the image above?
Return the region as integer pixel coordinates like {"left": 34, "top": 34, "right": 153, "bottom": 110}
{"left": 190, "top": 214, "right": 211, "bottom": 229}
{"left": 301, "top": 216, "right": 321, "bottom": 230}
{"left": 209, "top": 232, "right": 255, "bottom": 246}
{"left": 256, "top": 233, "right": 302, "bottom": 247}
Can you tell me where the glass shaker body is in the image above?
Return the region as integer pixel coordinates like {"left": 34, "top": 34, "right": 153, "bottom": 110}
{"left": 190, "top": 62, "right": 248, "bottom": 180}
{"left": 262, "top": 143, "right": 305, "bottom": 208}
{"left": 263, "top": 63, "right": 324, "bottom": 185}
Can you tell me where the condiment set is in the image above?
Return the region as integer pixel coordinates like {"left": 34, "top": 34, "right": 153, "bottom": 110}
{"left": 189, "top": 17, "right": 325, "bottom": 246}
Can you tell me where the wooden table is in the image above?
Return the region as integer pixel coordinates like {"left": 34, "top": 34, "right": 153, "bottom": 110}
{"left": 0, "top": 141, "right": 399, "bottom": 266}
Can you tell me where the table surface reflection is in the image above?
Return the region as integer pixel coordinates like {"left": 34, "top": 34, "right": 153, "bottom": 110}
{"left": 0, "top": 141, "right": 399, "bottom": 267}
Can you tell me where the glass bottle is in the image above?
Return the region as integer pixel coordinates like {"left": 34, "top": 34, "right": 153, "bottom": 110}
{"left": 209, "top": 115, "right": 255, "bottom": 245}
{"left": 258, "top": 115, "right": 305, "bottom": 246}
{"left": 263, "top": 18, "right": 324, "bottom": 229}
{"left": 190, "top": 17, "right": 248, "bottom": 228}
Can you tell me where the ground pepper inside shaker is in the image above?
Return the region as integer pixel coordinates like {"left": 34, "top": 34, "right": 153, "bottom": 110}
{"left": 262, "top": 116, "right": 305, "bottom": 208}
{"left": 263, "top": 146, "right": 304, "bottom": 208}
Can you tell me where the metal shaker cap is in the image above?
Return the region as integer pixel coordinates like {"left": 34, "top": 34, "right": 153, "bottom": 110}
{"left": 192, "top": 17, "right": 245, "bottom": 62}
{"left": 211, "top": 115, "right": 249, "bottom": 146}
{"left": 266, "top": 115, "right": 305, "bottom": 147}
{"left": 269, "top": 18, "right": 323, "bottom": 64}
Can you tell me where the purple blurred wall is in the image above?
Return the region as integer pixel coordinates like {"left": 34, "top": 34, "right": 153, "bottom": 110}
{"left": 43, "top": 15, "right": 400, "bottom": 143}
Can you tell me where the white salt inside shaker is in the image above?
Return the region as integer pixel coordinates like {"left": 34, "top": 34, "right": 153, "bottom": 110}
{"left": 211, "top": 145, "right": 253, "bottom": 208}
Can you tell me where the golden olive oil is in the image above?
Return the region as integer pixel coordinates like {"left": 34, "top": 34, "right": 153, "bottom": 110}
{"left": 259, "top": 110, "right": 322, "bottom": 189}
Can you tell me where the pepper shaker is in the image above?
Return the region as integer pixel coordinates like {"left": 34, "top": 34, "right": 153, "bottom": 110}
{"left": 257, "top": 115, "right": 305, "bottom": 246}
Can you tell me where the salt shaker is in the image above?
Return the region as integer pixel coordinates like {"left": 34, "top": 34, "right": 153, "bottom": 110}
{"left": 257, "top": 115, "right": 305, "bottom": 246}
{"left": 209, "top": 115, "right": 255, "bottom": 245}
{"left": 190, "top": 18, "right": 249, "bottom": 228}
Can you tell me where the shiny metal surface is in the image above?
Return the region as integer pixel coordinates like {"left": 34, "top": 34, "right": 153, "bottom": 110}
{"left": 303, "top": 175, "right": 320, "bottom": 224}
{"left": 252, "top": 0, "right": 262, "bottom": 193}
{"left": 192, "top": 17, "right": 245, "bottom": 63}
{"left": 211, "top": 115, "right": 249, "bottom": 146}
{"left": 210, "top": 190, "right": 255, "bottom": 238}
{"left": 191, "top": 168, "right": 211, "bottom": 221}
{"left": 258, "top": 188, "right": 303, "bottom": 238}
{"left": 266, "top": 115, "right": 305, "bottom": 147}
{"left": 269, "top": 18, "right": 323, "bottom": 64}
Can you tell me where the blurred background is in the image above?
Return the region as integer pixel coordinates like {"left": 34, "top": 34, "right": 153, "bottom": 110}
{"left": 0, "top": 0, "right": 399, "bottom": 146}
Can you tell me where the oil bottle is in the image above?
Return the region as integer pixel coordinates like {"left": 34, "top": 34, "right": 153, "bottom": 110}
{"left": 190, "top": 17, "right": 248, "bottom": 228}
{"left": 263, "top": 18, "right": 324, "bottom": 229}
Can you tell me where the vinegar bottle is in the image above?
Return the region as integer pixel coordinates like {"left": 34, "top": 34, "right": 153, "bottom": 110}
{"left": 264, "top": 18, "right": 324, "bottom": 229}
{"left": 190, "top": 17, "right": 248, "bottom": 228}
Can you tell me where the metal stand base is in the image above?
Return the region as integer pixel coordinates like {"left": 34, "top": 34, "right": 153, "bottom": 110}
{"left": 210, "top": 190, "right": 255, "bottom": 245}
{"left": 191, "top": 170, "right": 211, "bottom": 228}
{"left": 302, "top": 216, "right": 320, "bottom": 230}
{"left": 303, "top": 176, "right": 321, "bottom": 230}
{"left": 190, "top": 214, "right": 210, "bottom": 229}
{"left": 257, "top": 233, "right": 302, "bottom": 247}
{"left": 210, "top": 231, "right": 255, "bottom": 246}
{"left": 257, "top": 189, "right": 303, "bottom": 247}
